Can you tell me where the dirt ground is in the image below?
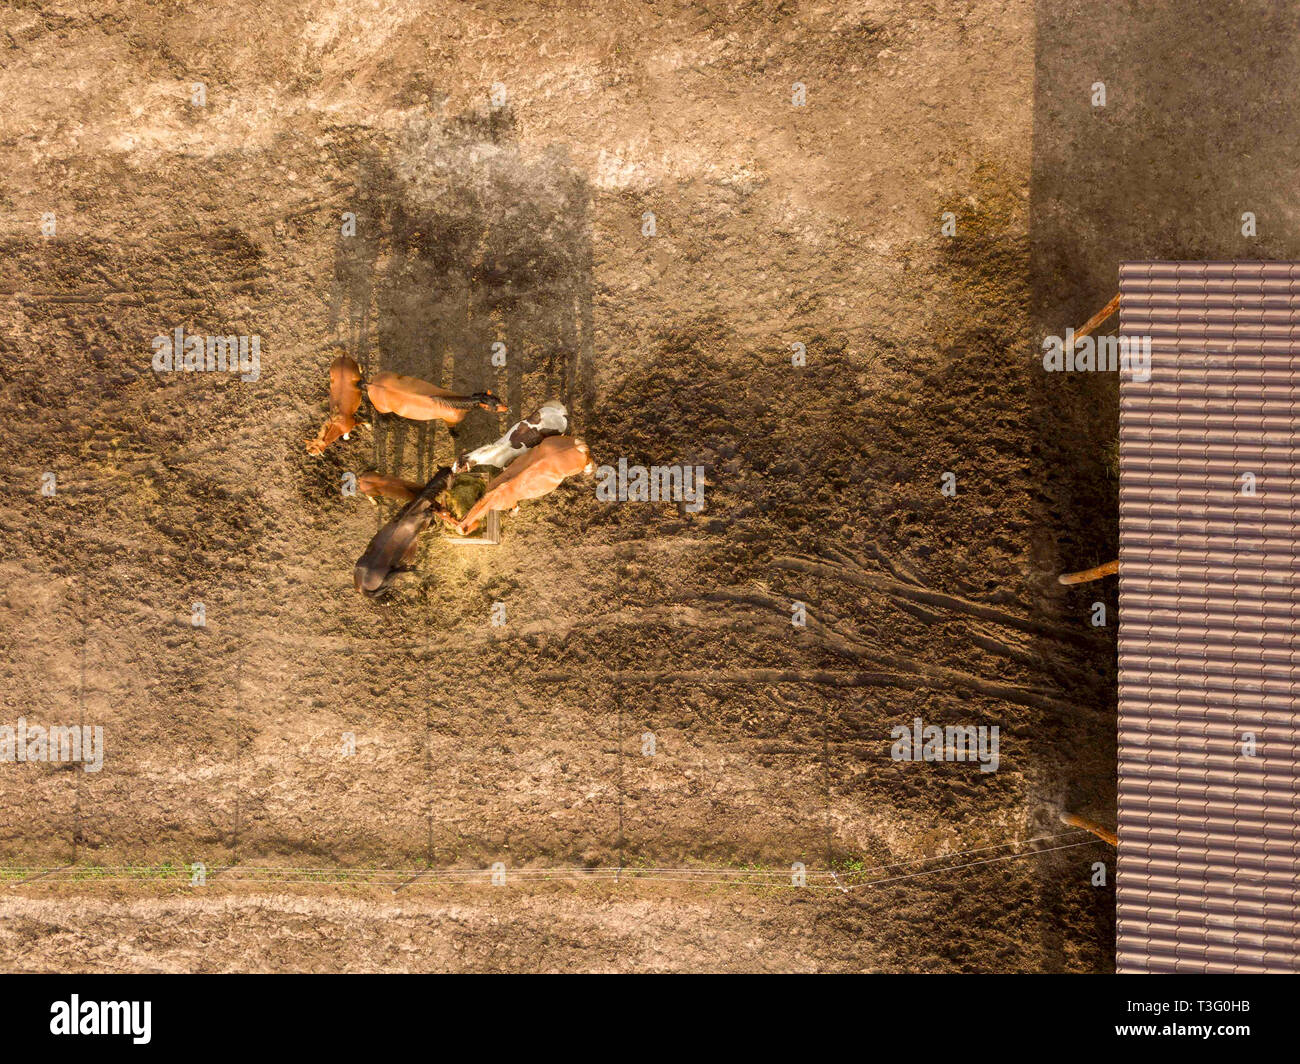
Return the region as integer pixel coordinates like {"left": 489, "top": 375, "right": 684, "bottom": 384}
{"left": 0, "top": 0, "right": 1132, "bottom": 972}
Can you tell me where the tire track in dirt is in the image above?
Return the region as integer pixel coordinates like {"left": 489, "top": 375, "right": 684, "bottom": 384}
{"left": 773, "top": 554, "right": 1087, "bottom": 645}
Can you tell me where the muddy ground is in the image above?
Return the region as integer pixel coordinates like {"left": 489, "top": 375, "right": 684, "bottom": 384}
{"left": 0, "top": 0, "right": 1148, "bottom": 972}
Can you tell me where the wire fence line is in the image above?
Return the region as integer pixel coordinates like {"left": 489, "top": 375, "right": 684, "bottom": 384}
{"left": 18, "top": 589, "right": 1103, "bottom": 900}
{"left": 15, "top": 583, "right": 1106, "bottom": 905}
{"left": 2, "top": 831, "right": 1101, "bottom": 892}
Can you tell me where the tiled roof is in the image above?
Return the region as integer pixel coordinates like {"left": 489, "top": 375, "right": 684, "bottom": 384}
{"left": 1118, "top": 262, "right": 1300, "bottom": 973}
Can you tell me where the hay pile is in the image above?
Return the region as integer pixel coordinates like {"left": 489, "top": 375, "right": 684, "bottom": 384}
{"left": 440, "top": 471, "right": 492, "bottom": 521}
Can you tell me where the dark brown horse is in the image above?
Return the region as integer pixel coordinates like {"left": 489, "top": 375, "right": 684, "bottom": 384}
{"left": 353, "top": 467, "right": 454, "bottom": 598}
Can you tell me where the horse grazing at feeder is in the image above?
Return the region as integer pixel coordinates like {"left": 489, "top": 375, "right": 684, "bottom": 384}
{"left": 453, "top": 400, "right": 569, "bottom": 473}
{"left": 455, "top": 436, "right": 594, "bottom": 536}
{"left": 353, "top": 467, "right": 455, "bottom": 598}
{"left": 356, "top": 471, "right": 422, "bottom": 505}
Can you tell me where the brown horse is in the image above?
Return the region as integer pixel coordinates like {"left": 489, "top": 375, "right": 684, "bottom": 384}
{"left": 366, "top": 372, "right": 505, "bottom": 427}
{"left": 357, "top": 471, "right": 422, "bottom": 504}
{"left": 456, "top": 436, "right": 594, "bottom": 535}
{"left": 305, "top": 354, "right": 365, "bottom": 455}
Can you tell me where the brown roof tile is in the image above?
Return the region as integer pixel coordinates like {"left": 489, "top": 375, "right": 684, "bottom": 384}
{"left": 1118, "top": 261, "right": 1300, "bottom": 974}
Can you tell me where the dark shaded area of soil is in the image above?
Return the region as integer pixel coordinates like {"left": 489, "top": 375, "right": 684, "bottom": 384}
{"left": 1029, "top": 0, "right": 1300, "bottom": 966}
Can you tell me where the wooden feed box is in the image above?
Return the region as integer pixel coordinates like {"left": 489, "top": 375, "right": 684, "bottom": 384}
{"left": 446, "top": 508, "right": 500, "bottom": 546}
